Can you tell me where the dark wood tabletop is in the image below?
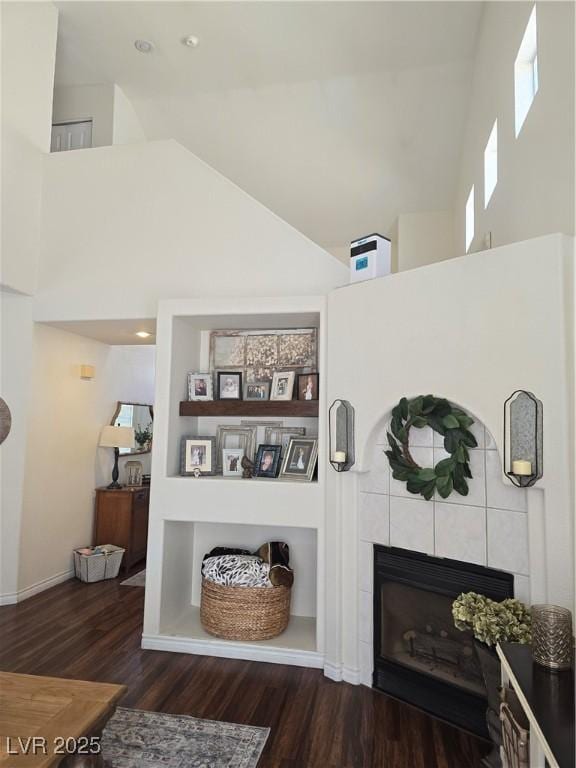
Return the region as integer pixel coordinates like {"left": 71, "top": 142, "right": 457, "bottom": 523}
{"left": 499, "top": 642, "right": 574, "bottom": 768}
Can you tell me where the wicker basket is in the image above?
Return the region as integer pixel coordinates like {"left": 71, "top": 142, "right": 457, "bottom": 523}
{"left": 500, "top": 686, "right": 530, "bottom": 768}
{"left": 200, "top": 578, "right": 291, "bottom": 641}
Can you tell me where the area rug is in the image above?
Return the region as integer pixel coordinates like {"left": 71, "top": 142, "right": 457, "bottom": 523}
{"left": 120, "top": 569, "right": 146, "bottom": 587}
{"left": 101, "top": 707, "right": 269, "bottom": 767}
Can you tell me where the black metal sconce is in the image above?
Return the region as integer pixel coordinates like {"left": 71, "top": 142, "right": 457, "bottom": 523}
{"left": 503, "top": 390, "right": 543, "bottom": 487}
{"left": 329, "top": 399, "right": 355, "bottom": 472}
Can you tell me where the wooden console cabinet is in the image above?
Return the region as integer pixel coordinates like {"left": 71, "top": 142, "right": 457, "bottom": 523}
{"left": 94, "top": 486, "right": 149, "bottom": 573}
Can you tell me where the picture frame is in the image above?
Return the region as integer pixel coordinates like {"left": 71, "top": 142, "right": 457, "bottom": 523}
{"left": 254, "top": 444, "right": 282, "bottom": 478}
{"left": 217, "top": 371, "right": 243, "bottom": 400}
{"left": 244, "top": 381, "right": 271, "bottom": 401}
{"left": 222, "top": 448, "right": 244, "bottom": 477}
{"left": 280, "top": 438, "right": 318, "bottom": 482}
{"left": 215, "top": 425, "right": 257, "bottom": 471}
{"left": 270, "top": 371, "right": 296, "bottom": 401}
{"left": 209, "top": 328, "right": 318, "bottom": 385}
{"left": 263, "top": 426, "right": 306, "bottom": 455}
{"left": 241, "top": 420, "right": 282, "bottom": 447}
{"left": 297, "top": 373, "right": 319, "bottom": 401}
{"left": 187, "top": 372, "right": 213, "bottom": 401}
{"left": 180, "top": 436, "right": 216, "bottom": 476}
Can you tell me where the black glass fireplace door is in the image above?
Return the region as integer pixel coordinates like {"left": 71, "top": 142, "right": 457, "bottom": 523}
{"left": 373, "top": 546, "right": 514, "bottom": 738}
{"left": 378, "top": 580, "right": 484, "bottom": 696}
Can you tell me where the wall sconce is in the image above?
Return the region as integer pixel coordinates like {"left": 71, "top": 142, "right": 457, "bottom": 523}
{"left": 503, "top": 390, "right": 543, "bottom": 487}
{"left": 329, "top": 399, "right": 355, "bottom": 472}
{"left": 80, "top": 365, "right": 95, "bottom": 380}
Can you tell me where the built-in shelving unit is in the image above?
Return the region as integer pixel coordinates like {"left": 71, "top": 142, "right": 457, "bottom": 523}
{"left": 142, "top": 296, "right": 327, "bottom": 669}
{"left": 143, "top": 607, "right": 320, "bottom": 668}
{"left": 179, "top": 400, "right": 319, "bottom": 418}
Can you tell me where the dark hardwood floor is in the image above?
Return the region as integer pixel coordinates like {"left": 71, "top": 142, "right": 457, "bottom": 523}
{"left": 0, "top": 573, "right": 488, "bottom": 767}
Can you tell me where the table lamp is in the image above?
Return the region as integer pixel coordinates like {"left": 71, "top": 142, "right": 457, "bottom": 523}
{"left": 99, "top": 425, "right": 135, "bottom": 489}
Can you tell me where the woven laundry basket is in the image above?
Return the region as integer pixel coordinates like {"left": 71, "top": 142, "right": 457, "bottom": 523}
{"left": 200, "top": 578, "right": 291, "bottom": 641}
{"left": 74, "top": 545, "right": 125, "bottom": 583}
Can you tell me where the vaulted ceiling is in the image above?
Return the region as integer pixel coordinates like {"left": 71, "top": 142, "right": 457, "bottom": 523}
{"left": 54, "top": 1, "right": 484, "bottom": 257}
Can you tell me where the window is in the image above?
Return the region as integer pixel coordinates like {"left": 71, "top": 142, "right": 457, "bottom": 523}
{"left": 484, "top": 121, "right": 498, "bottom": 207}
{"left": 465, "top": 186, "right": 475, "bottom": 252}
{"left": 515, "top": 6, "right": 538, "bottom": 136}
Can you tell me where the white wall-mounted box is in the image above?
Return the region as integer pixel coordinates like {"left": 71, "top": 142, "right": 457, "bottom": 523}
{"left": 350, "top": 233, "right": 391, "bottom": 283}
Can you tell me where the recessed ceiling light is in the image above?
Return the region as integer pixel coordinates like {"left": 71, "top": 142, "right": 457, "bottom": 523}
{"left": 134, "top": 39, "right": 154, "bottom": 54}
{"left": 183, "top": 35, "right": 199, "bottom": 48}
{"left": 135, "top": 331, "right": 152, "bottom": 338}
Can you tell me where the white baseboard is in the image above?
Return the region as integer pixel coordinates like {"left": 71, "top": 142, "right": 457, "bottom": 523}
{"left": 323, "top": 661, "right": 343, "bottom": 681}
{"left": 0, "top": 592, "right": 18, "bottom": 606}
{"left": 342, "top": 665, "right": 361, "bottom": 685}
{"left": 322, "top": 661, "right": 362, "bottom": 685}
{"left": 0, "top": 569, "right": 74, "bottom": 606}
{"left": 141, "top": 633, "right": 324, "bottom": 669}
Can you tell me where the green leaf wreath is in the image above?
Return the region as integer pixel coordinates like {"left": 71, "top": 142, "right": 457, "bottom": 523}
{"left": 385, "top": 395, "right": 477, "bottom": 500}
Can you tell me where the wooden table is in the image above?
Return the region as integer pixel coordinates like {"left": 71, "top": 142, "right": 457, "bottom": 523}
{"left": 0, "top": 673, "right": 126, "bottom": 767}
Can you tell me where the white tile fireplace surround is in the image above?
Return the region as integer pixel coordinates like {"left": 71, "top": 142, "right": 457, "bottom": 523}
{"left": 357, "top": 416, "right": 530, "bottom": 686}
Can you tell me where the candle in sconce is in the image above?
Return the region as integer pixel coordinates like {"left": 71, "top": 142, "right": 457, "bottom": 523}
{"left": 512, "top": 459, "right": 532, "bottom": 476}
{"left": 333, "top": 450, "right": 347, "bottom": 464}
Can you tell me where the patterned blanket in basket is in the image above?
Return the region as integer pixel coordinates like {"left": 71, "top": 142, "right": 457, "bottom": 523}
{"left": 202, "top": 555, "right": 271, "bottom": 588}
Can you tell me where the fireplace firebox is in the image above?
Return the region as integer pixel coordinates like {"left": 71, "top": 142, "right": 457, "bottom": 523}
{"left": 373, "top": 545, "right": 514, "bottom": 737}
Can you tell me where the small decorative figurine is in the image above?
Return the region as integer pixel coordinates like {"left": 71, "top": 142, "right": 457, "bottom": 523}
{"left": 125, "top": 460, "right": 143, "bottom": 487}
{"left": 241, "top": 455, "right": 255, "bottom": 479}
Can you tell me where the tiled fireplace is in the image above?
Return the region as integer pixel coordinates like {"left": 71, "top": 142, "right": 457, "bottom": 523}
{"left": 373, "top": 545, "right": 513, "bottom": 736}
{"left": 357, "top": 416, "right": 531, "bottom": 698}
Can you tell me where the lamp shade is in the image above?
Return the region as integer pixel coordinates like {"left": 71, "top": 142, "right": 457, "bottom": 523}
{"left": 99, "top": 425, "right": 135, "bottom": 449}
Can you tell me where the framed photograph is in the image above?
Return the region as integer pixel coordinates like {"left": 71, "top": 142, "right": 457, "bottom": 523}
{"left": 222, "top": 448, "right": 244, "bottom": 477}
{"left": 187, "top": 372, "right": 213, "bottom": 401}
{"left": 270, "top": 371, "right": 295, "bottom": 401}
{"left": 254, "top": 444, "right": 282, "bottom": 478}
{"left": 297, "top": 373, "right": 319, "bottom": 401}
{"left": 244, "top": 381, "right": 270, "bottom": 401}
{"left": 215, "top": 425, "right": 257, "bottom": 471}
{"left": 180, "top": 436, "right": 216, "bottom": 476}
{"left": 280, "top": 438, "right": 318, "bottom": 482}
{"left": 217, "top": 372, "right": 243, "bottom": 400}
{"left": 264, "top": 426, "right": 306, "bottom": 455}
{"left": 209, "top": 328, "right": 317, "bottom": 384}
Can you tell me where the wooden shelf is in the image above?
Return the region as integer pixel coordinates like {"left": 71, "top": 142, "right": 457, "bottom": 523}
{"left": 179, "top": 400, "right": 319, "bottom": 417}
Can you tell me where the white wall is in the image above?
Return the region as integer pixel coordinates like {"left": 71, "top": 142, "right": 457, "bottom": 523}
{"left": 1, "top": 2, "right": 58, "bottom": 294}
{"left": 0, "top": 3, "right": 57, "bottom": 603}
{"left": 0, "top": 291, "right": 34, "bottom": 603}
{"left": 51, "top": 84, "right": 146, "bottom": 148}
{"left": 37, "top": 139, "right": 348, "bottom": 321}
{"left": 454, "top": 1, "right": 575, "bottom": 254}
{"left": 325, "top": 211, "right": 455, "bottom": 272}
{"left": 396, "top": 210, "right": 456, "bottom": 271}
{"left": 17, "top": 325, "right": 155, "bottom": 596}
{"left": 112, "top": 85, "right": 146, "bottom": 145}
{"left": 325, "top": 234, "right": 574, "bottom": 682}
{"left": 52, "top": 84, "right": 115, "bottom": 147}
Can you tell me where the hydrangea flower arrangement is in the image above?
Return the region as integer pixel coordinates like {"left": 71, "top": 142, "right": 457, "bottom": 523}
{"left": 452, "top": 591, "right": 531, "bottom": 647}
